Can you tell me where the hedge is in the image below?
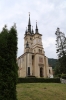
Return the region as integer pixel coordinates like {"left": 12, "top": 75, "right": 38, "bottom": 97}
{"left": 18, "top": 78, "right": 60, "bottom": 83}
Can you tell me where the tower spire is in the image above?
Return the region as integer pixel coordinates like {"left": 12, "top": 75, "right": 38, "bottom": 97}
{"left": 35, "top": 21, "right": 38, "bottom": 33}
{"left": 32, "top": 26, "right": 34, "bottom": 34}
{"left": 28, "top": 12, "right": 31, "bottom": 33}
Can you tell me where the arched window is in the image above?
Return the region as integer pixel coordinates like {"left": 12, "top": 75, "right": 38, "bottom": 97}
{"left": 39, "top": 49, "right": 40, "bottom": 53}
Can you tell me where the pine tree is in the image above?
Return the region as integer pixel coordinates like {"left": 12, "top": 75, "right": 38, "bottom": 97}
{"left": 55, "top": 28, "right": 66, "bottom": 74}
{"left": 0, "top": 25, "right": 18, "bottom": 100}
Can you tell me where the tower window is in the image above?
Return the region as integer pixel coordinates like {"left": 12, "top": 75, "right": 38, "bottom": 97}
{"left": 39, "top": 49, "right": 42, "bottom": 53}
{"left": 30, "top": 38, "right": 32, "bottom": 40}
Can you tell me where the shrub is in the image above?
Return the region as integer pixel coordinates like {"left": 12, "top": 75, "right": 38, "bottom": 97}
{"left": 54, "top": 74, "right": 61, "bottom": 78}
{"left": 61, "top": 74, "right": 66, "bottom": 79}
{"left": 26, "top": 76, "right": 36, "bottom": 78}
{"left": 18, "top": 78, "right": 60, "bottom": 83}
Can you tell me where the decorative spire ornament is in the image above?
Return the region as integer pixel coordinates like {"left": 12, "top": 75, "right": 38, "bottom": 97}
{"left": 32, "top": 26, "right": 34, "bottom": 34}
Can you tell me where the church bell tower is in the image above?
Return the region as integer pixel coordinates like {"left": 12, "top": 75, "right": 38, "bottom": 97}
{"left": 17, "top": 13, "right": 53, "bottom": 78}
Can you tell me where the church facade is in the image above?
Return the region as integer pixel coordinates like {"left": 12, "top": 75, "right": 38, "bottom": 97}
{"left": 17, "top": 14, "right": 53, "bottom": 78}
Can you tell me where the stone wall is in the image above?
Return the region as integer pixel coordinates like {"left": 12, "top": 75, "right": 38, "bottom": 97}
{"left": 60, "top": 78, "right": 66, "bottom": 84}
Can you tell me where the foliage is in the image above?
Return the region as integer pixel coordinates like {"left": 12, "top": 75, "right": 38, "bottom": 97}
{"left": 0, "top": 25, "right": 18, "bottom": 100}
{"left": 54, "top": 73, "right": 66, "bottom": 79}
{"left": 54, "top": 74, "right": 61, "bottom": 78}
{"left": 61, "top": 74, "right": 66, "bottom": 79}
{"left": 18, "top": 78, "right": 60, "bottom": 83}
{"left": 48, "top": 58, "right": 57, "bottom": 69}
{"left": 55, "top": 28, "right": 66, "bottom": 74}
{"left": 54, "top": 61, "right": 60, "bottom": 75}
{"left": 55, "top": 28, "right": 66, "bottom": 58}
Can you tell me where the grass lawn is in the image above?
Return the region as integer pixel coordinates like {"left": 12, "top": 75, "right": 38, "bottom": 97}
{"left": 17, "top": 83, "right": 66, "bottom": 100}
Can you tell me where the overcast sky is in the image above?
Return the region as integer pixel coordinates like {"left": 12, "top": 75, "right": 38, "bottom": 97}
{"left": 0, "top": 0, "right": 66, "bottom": 59}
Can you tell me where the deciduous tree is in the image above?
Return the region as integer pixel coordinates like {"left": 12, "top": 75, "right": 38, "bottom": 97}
{"left": 55, "top": 28, "right": 66, "bottom": 74}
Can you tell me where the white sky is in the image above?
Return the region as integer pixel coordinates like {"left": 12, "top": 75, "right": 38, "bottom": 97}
{"left": 0, "top": 0, "right": 66, "bottom": 59}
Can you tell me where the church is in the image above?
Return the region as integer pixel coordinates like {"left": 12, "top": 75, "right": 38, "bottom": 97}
{"left": 17, "top": 14, "right": 53, "bottom": 78}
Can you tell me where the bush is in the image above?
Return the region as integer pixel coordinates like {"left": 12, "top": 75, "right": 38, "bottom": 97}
{"left": 54, "top": 74, "right": 61, "bottom": 78}
{"left": 18, "top": 78, "right": 60, "bottom": 83}
{"left": 61, "top": 74, "right": 66, "bottom": 79}
{"left": 57, "top": 74, "right": 61, "bottom": 78}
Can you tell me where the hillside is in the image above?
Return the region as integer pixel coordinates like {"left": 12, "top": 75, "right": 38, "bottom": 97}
{"left": 48, "top": 58, "right": 57, "bottom": 69}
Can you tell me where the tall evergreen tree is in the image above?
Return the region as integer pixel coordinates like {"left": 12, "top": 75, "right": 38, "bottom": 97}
{"left": 0, "top": 25, "right": 18, "bottom": 100}
{"left": 55, "top": 28, "right": 66, "bottom": 74}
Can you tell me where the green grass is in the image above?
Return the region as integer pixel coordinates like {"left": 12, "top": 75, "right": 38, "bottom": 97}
{"left": 17, "top": 83, "right": 66, "bottom": 100}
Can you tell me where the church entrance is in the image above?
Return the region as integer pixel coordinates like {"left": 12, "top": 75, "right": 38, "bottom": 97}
{"left": 40, "top": 67, "right": 43, "bottom": 77}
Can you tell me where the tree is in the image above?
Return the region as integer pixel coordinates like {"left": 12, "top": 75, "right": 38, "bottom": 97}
{"left": 55, "top": 28, "right": 66, "bottom": 74}
{"left": 0, "top": 25, "right": 18, "bottom": 100}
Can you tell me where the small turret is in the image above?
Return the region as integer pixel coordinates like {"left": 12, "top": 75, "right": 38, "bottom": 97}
{"left": 35, "top": 21, "right": 39, "bottom": 33}
{"left": 31, "top": 26, "right": 34, "bottom": 34}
